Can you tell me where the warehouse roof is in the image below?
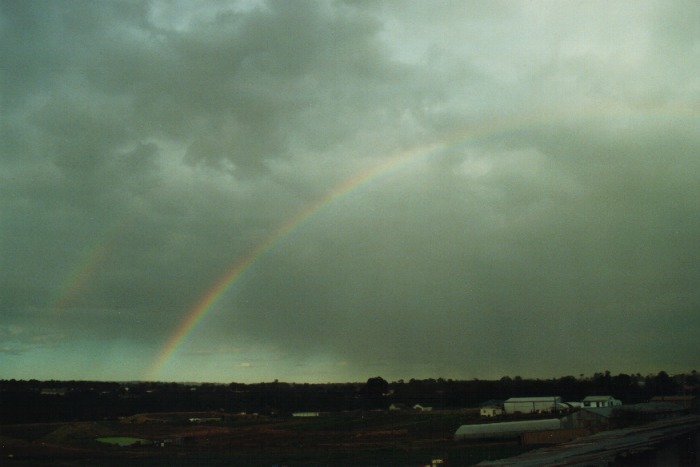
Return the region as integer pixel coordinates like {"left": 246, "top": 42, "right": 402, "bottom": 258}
{"left": 455, "top": 418, "right": 561, "bottom": 440}
{"left": 477, "top": 414, "right": 700, "bottom": 466}
{"left": 505, "top": 396, "right": 561, "bottom": 402}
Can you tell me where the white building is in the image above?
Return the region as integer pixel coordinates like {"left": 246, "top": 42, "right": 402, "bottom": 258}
{"left": 581, "top": 395, "right": 622, "bottom": 408}
{"left": 454, "top": 419, "right": 561, "bottom": 440}
{"left": 480, "top": 406, "right": 504, "bottom": 417}
{"left": 503, "top": 396, "right": 563, "bottom": 414}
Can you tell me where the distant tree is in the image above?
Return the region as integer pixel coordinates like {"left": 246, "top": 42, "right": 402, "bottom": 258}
{"left": 364, "top": 376, "right": 388, "bottom": 398}
{"left": 555, "top": 375, "right": 580, "bottom": 400}
{"left": 591, "top": 370, "right": 612, "bottom": 394}
{"left": 650, "top": 370, "right": 678, "bottom": 396}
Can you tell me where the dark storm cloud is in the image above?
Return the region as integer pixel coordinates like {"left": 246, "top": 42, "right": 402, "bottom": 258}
{"left": 219, "top": 113, "right": 700, "bottom": 378}
{"left": 1, "top": 0, "right": 423, "bottom": 353}
{"left": 74, "top": 0, "right": 410, "bottom": 174}
{"left": 1, "top": 0, "right": 699, "bottom": 382}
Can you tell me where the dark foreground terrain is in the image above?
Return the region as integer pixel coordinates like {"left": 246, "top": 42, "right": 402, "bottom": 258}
{"left": 0, "top": 411, "right": 534, "bottom": 466}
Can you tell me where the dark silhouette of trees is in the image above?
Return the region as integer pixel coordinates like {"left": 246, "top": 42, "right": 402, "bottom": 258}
{"left": 1, "top": 370, "right": 695, "bottom": 424}
{"left": 649, "top": 370, "right": 678, "bottom": 395}
{"left": 362, "top": 376, "right": 389, "bottom": 408}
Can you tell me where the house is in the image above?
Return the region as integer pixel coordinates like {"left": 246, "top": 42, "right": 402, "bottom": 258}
{"left": 480, "top": 406, "right": 504, "bottom": 417}
{"left": 292, "top": 412, "right": 320, "bottom": 417}
{"left": 581, "top": 395, "right": 621, "bottom": 408}
{"left": 503, "top": 397, "right": 563, "bottom": 414}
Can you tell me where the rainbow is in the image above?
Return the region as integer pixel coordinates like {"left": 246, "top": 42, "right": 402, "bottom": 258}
{"left": 52, "top": 220, "right": 129, "bottom": 313}
{"left": 146, "top": 139, "right": 442, "bottom": 379}
{"left": 146, "top": 107, "right": 698, "bottom": 380}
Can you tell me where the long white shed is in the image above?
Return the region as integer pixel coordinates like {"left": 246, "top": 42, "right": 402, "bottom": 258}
{"left": 454, "top": 419, "right": 562, "bottom": 440}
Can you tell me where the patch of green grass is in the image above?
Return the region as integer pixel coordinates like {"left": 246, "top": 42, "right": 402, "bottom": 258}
{"left": 96, "top": 436, "right": 151, "bottom": 446}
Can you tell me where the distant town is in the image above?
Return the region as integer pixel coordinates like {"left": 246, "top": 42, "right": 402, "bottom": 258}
{"left": 2, "top": 370, "right": 697, "bottom": 423}
{"left": 1, "top": 370, "right": 698, "bottom": 465}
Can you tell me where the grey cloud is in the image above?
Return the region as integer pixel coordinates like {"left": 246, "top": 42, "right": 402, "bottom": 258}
{"left": 208, "top": 114, "right": 700, "bottom": 378}
{"left": 1, "top": 0, "right": 699, "bottom": 382}
{"left": 74, "top": 1, "right": 409, "bottom": 174}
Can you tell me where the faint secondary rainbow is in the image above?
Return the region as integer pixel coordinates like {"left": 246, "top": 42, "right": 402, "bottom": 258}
{"left": 146, "top": 106, "right": 699, "bottom": 379}
{"left": 52, "top": 219, "right": 130, "bottom": 313}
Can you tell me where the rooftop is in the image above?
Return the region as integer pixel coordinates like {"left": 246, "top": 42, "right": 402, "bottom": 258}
{"left": 505, "top": 396, "right": 561, "bottom": 402}
{"left": 478, "top": 414, "right": 700, "bottom": 466}
{"left": 582, "top": 395, "right": 614, "bottom": 402}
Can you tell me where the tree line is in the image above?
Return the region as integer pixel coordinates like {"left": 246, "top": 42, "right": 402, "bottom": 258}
{"left": 0, "top": 370, "right": 696, "bottom": 424}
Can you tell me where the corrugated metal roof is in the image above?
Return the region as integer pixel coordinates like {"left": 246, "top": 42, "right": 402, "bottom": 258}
{"left": 476, "top": 414, "right": 700, "bottom": 466}
{"left": 455, "top": 419, "right": 561, "bottom": 440}
{"left": 505, "top": 396, "right": 561, "bottom": 402}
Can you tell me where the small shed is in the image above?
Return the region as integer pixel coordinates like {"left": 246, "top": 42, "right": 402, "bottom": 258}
{"left": 480, "top": 406, "right": 504, "bottom": 417}
{"left": 581, "top": 395, "right": 621, "bottom": 408}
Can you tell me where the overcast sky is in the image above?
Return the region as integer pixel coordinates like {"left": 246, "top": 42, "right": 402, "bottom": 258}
{"left": 2, "top": 0, "right": 699, "bottom": 384}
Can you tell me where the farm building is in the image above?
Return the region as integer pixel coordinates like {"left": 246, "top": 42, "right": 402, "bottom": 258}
{"left": 561, "top": 407, "right": 614, "bottom": 431}
{"left": 503, "top": 396, "right": 563, "bottom": 414}
{"left": 454, "top": 419, "right": 562, "bottom": 440}
{"left": 581, "top": 395, "right": 621, "bottom": 408}
{"left": 480, "top": 406, "right": 503, "bottom": 417}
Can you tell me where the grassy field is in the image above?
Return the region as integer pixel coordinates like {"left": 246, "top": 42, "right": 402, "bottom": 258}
{"left": 96, "top": 436, "right": 151, "bottom": 446}
{"left": 0, "top": 411, "right": 535, "bottom": 466}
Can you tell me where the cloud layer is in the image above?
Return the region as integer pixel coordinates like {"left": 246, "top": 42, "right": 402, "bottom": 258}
{"left": 1, "top": 0, "right": 699, "bottom": 382}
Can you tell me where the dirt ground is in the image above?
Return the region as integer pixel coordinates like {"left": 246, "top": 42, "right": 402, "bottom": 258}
{"left": 0, "top": 412, "right": 532, "bottom": 466}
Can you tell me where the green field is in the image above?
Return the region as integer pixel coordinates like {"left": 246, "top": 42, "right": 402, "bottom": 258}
{"left": 2, "top": 411, "right": 538, "bottom": 465}
{"left": 96, "top": 436, "right": 151, "bottom": 446}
